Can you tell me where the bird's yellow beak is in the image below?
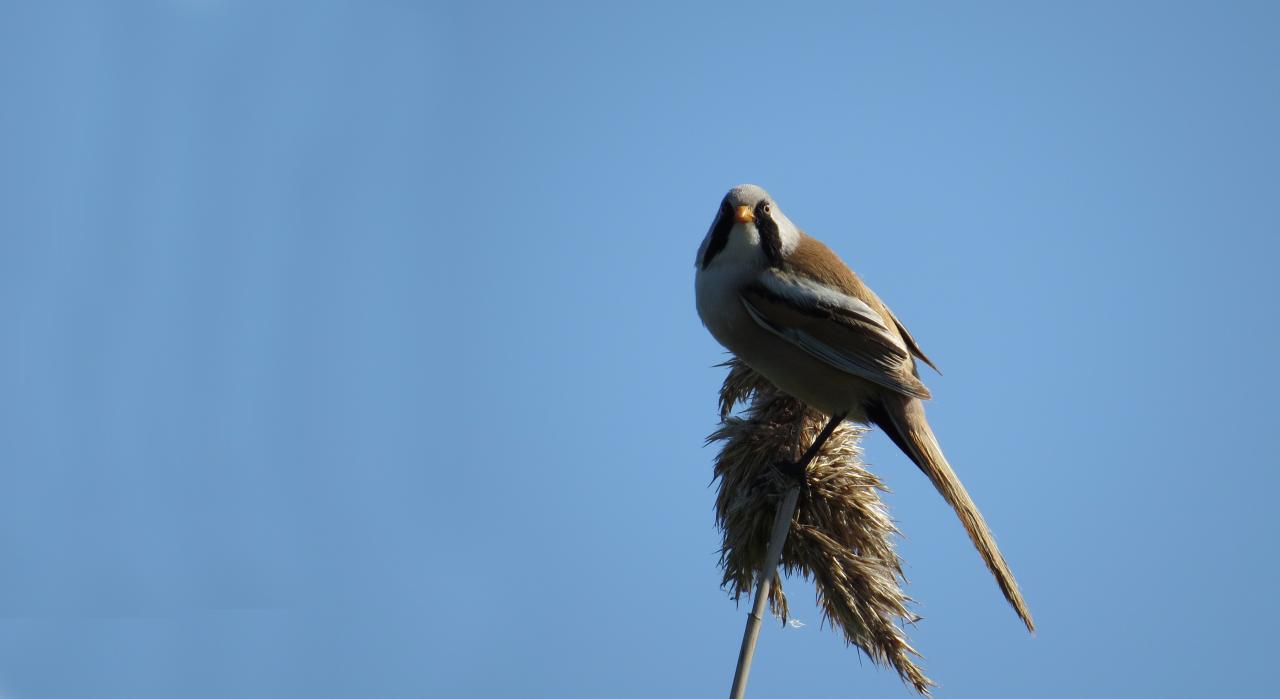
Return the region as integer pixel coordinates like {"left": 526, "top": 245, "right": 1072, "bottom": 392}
{"left": 734, "top": 205, "right": 754, "bottom": 223}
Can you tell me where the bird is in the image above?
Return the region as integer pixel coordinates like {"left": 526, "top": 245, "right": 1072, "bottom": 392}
{"left": 695, "top": 183, "right": 1034, "bottom": 632}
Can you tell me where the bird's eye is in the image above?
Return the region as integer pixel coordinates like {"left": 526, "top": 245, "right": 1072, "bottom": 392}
{"left": 762, "top": 203, "right": 772, "bottom": 215}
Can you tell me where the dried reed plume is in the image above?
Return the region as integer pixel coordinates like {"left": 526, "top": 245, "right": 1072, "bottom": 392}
{"left": 709, "top": 359, "right": 933, "bottom": 694}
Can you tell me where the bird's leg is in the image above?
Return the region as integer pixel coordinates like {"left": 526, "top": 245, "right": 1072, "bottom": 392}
{"left": 771, "top": 412, "right": 846, "bottom": 483}
{"left": 770, "top": 460, "right": 806, "bottom": 482}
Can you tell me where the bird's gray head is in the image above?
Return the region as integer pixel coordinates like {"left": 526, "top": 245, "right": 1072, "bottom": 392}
{"left": 696, "top": 184, "right": 799, "bottom": 270}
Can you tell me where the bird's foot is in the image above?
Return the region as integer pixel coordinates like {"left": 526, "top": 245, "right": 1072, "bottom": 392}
{"left": 770, "top": 459, "right": 807, "bottom": 484}
{"left": 749, "top": 459, "right": 807, "bottom": 494}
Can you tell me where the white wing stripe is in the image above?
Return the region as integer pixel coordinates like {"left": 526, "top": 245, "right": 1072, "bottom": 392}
{"left": 761, "top": 271, "right": 889, "bottom": 330}
{"left": 741, "top": 296, "right": 930, "bottom": 399}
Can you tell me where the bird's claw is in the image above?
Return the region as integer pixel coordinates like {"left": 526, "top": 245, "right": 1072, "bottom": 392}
{"left": 771, "top": 459, "right": 807, "bottom": 483}
{"left": 748, "top": 459, "right": 807, "bottom": 493}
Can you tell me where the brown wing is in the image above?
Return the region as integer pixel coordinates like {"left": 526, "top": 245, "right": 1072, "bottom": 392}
{"left": 786, "top": 231, "right": 939, "bottom": 375}
{"left": 885, "top": 307, "right": 941, "bottom": 374}
{"left": 740, "top": 275, "right": 932, "bottom": 400}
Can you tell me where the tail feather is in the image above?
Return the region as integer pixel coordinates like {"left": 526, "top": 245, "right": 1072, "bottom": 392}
{"left": 868, "top": 397, "right": 1035, "bottom": 632}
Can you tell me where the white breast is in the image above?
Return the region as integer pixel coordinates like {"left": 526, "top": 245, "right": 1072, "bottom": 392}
{"left": 694, "top": 222, "right": 764, "bottom": 344}
{"left": 694, "top": 243, "right": 878, "bottom": 420}
{"left": 695, "top": 260, "right": 753, "bottom": 350}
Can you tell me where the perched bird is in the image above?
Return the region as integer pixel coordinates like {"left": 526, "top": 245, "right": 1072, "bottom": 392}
{"left": 695, "top": 183, "right": 1033, "bottom": 631}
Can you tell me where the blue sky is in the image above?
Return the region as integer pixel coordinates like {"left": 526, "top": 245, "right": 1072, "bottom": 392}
{"left": 1, "top": 1, "right": 1278, "bottom": 697}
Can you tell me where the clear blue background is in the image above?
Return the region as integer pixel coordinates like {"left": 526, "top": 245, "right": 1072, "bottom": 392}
{"left": 2, "top": 2, "right": 1277, "bottom": 697}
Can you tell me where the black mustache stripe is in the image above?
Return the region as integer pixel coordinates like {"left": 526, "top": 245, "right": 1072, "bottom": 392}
{"left": 700, "top": 201, "right": 733, "bottom": 269}
{"left": 755, "top": 200, "right": 783, "bottom": 267}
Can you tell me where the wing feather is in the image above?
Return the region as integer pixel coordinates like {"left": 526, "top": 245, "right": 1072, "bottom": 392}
{"left": 886, "top": 307, "right": 941, "bottom": 374}
{"left": 740, "top": 275, "right": 932, "bottom": 400}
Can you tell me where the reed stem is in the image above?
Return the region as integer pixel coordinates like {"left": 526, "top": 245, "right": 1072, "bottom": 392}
{"left": 727, "top": 412, "right": 845, "bottom": 699}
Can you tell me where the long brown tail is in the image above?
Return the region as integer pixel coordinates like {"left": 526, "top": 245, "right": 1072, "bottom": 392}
{"left": 868, "top": 396, "right": 1035, "bottom": 632}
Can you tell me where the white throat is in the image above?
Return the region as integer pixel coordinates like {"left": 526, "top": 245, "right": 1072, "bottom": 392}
{"left": 715, "top": 222, "right": 767, "bottom": 268}
{"left": 697, "top": 219, "right": 801, "bottom": 272}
